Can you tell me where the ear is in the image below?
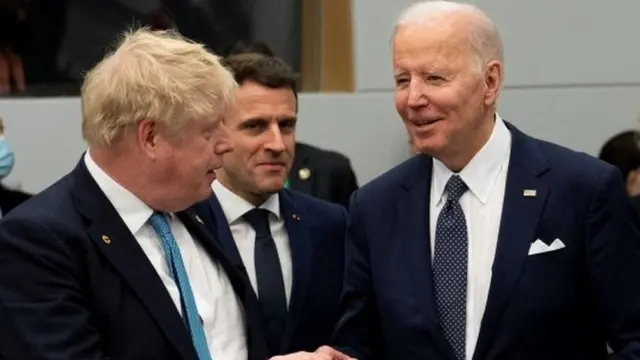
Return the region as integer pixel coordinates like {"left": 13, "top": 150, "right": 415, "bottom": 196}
{"left": 483, "top": 60, "right": 503, "bottom": 107}
{"left": 137, "top": 119, "right": 160, "bottom": 158}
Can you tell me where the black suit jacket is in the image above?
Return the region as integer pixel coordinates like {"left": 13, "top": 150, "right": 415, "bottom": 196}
{"left": 198, "top": 189, "right": 348, "bottom": 356}
{"left": 0, "top": 159, "right": 268, "bottom": 360}
{"left": 290, "top": 142, "right": 358, "bottom": 208}
{"left": 0, "top": 185, "right": 31, "bottom": 216}
{"left": 333, "top": 123, "right": 640, "bottom": 359}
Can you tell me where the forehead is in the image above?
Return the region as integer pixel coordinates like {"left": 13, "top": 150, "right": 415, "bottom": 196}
{"left": 233, "top": 81, "right": 296, "bottom": 110}
{"left": 393, "top": 24, "right": 472, "bottom": 72}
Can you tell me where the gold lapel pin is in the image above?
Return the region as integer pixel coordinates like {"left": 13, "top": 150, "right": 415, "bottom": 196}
{"left": 101, "top": 235, "right": 112, "bottom": 245}
{"left": 195, "top": 215, "right": 204, "bottom": 224}
{"left": 523, "top": 189, "right": 537, "bottom": 197}
{"left": 298, "top": 168, "right": 311, "bottom": 181}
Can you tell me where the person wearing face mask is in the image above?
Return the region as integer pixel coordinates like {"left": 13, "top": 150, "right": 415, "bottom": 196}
{"left": 0, "top": 116, "right": 30, "bottom": 217}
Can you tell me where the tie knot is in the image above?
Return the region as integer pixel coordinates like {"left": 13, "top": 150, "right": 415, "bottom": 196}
{"left": 148, "top": 211, "right": 171, "bottom": 234}
{"left": 243, "top": 208, "right": 272, "bottom": 237}
{"left": 445, "top": 175, "right": 468, "bottom": 202}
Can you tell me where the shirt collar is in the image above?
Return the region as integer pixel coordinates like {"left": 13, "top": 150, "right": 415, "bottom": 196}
{"left": 83, "top": 151, "right": 154, "bottom": 235}
{"left": 212, "top": 179, "right": 281, "bottom": 224}
{"left": 432, "top": 113, "right": 512, "bottom": 205}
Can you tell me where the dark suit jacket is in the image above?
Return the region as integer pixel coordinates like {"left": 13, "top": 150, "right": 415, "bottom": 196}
{"left": 0, "top": 159, "right": 268, "bottom": 360}
{"left": 197, "top": 188, "right": 348, "bottom": 356}
{"left": 290, "top": 142, "right": 358, "bottom": 208}
{"left": 332, "top": 123, "right": 640, "bottom": 360}
{"left": 0, "top": 185, "right": 31, "bottom": 216}
{"left": 629, "top": 196, "right": 640, "bottom": 220}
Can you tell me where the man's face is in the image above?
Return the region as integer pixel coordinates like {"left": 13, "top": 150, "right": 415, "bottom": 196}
{"left": 393, "top": 21, "right": 500, "bottom": 163}
{"left": 216, "top": 80, "right": 297, "bottom": 203}
{"left": 150, "top": 115, "right": 233, "bottom": 211}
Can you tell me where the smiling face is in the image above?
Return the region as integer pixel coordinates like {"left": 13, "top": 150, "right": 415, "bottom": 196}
{"left": 393, "top": 18, "right": 502, "bottom": 170}
{"left": 216, "top": 80, "right": 297, "bottom": 205}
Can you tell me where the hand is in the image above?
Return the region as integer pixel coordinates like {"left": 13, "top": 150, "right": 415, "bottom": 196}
{"left": 269, "top": 346, "right": 357, "bottom": 360}
{"left": 269, "top": 351, "right": 330, "bottom": 360}
{"left": 315, "top": 345, "right": 358, "bottom": 360}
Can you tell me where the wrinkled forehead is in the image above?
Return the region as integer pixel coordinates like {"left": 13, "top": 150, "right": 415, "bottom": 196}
{"left": 393, "top": 25, "right": 473, "bottom": 72}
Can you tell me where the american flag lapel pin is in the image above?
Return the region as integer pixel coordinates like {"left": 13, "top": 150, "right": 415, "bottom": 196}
{"left": 523, "top": 189, "right": 537, "bottom": 197}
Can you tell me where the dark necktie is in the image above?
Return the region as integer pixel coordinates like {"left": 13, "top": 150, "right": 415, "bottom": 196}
{"left": 243, "top": 208, "right": 287, "bottom": 354}
{"left": 433, "top": 175, "right": 469, "bottom": 360}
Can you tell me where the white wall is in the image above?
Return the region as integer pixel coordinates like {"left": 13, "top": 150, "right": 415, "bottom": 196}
{"left": 1, "top": 0, "right": 640, "bottom": 194}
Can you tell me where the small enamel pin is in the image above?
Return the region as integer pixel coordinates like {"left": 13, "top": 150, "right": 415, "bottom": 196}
{"left": 298, "top": 168, "right": 311, "bottom": 181}
{"left": 101, "top": 235, "right": 112, "bottom": 245}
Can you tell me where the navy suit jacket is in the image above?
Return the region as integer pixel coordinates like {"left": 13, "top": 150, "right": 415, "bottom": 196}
{"left": 0, "top": 159, "right": 268, "bottom": 360}
{"left": 332, "top": 124, "right": 640, "bottom": 360}
{"left": 197, "top": 188, "right": 348, "bottom": 356}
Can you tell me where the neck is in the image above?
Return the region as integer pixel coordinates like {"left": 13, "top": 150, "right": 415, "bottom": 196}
{"left": 439, "top": 112, "right": 496, "bottom": 172}
{"left": 89, "top": 146, "right": 159, "bottom": 208}
{"left": 216, "top": 175, "right": 274, "bottom": 207}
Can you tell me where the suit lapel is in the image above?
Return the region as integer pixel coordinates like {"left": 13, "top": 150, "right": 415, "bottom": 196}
{"left": 398, "top": 156, "right": 456, "bottom": 359}
{"left": 207, "top": 195, "right": 245, "bottom": 269}
{"left": 278, "top": 190, "right": 313, "bottom": 352}
{"left": 472, "top": 126, "right": 550, "bottom": 360}
{"left": 177, "top": 209, "right": 248, "bottom": 300}
{"left": 72, "top": 161, "right": 197, "bottom": 360}
{"left": 178, "top": 208, "right": 269, "bottom": 360}
{"left": 289, "top": 146, "right": 315, "bottom": 195}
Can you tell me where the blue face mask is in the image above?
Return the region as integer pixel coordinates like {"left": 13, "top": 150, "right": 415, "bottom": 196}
{"left": 0, "top": 137, "right": 15, "bottom": 179}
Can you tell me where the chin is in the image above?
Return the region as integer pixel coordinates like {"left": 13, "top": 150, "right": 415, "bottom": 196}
{"left": 259, "top": 180, "right": 285, "bottom": 193}
{"left": 413, "top": 138, "right": 447, "bottom": 156}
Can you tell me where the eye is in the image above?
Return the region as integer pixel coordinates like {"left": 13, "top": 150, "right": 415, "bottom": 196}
{"left": 279, "top": 119, "right": 297, "bottom": 129}
{"left": 241, "top": 119, "right": 268, "bottom": 132}
{"left": 395, "top": 78, "right": 409, "bottom": 86}
{"left": 425, "top": 74, "right": 445, "bottom": 82}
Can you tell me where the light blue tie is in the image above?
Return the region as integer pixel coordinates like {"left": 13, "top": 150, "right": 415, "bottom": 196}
{"left": 148, "top": 212, "right": 212, "bottom": 360}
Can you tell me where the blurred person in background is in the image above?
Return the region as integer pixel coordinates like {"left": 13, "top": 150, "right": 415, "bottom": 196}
{"left": 598, "top": 129, "right": 640, "bottom": 216}
{"left": 0, "top": 0, "right": 27, "bottom": 94}
{"left": 224, "top": 41, "right": 359, "bottom": 208}
{"left": 197, "top": 50, "right": 350, "bottom": 358}
{"left": 0, "top": 116, "right": 31, "bottom": 216}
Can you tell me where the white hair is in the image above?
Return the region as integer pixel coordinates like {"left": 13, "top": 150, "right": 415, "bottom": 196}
{"left": 393, "top": 0, "right": 504, "bottom": 71}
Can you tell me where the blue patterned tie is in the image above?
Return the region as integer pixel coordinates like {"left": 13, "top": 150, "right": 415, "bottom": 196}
{"left": 148, "top": 212, "right": 212, "bottom": 360}
{"left": 433, "top": 175, "right": 469, "bottom": 360}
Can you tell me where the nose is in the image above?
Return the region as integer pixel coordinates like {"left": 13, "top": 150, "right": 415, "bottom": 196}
{"left": 214, "top": 123, "right": 233, "bottom": 155}
{"left": 407, "top": 78, "right": 428, "bottom": 109}
{"left": 264, "top": 123, "right": 286, "bottom": 153}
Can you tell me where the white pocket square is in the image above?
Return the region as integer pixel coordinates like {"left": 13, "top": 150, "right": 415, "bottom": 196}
{"left": 528, "top": 238, "right": 565, "bottom": 255}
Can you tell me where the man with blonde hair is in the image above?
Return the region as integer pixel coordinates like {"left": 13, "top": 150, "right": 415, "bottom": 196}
{"left": 319, "top": 1, "right": 640, "bottom": 359}
{"left": 0, "top": 28, "right": 277, "bottom": 360}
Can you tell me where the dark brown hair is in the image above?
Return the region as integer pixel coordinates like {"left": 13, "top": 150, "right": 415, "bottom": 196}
{"left": 222, "top": 52, "right": 298, "bottom": 99}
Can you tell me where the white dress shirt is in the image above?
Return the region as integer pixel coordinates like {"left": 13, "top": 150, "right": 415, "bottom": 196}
{"left": 212, "top": 180, "right": 293, "bottom": 305}
{"left": 429, "top": 115, "right": 511, "bottom": 360}
{"left": 84, "top": 152, "right": 248, "bottom": 360}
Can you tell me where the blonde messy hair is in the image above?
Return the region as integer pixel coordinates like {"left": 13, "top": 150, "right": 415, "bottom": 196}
{"left": 81, "top": 28, "right": 237, "bottom": 147}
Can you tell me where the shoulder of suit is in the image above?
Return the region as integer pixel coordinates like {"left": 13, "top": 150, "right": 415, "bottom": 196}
{"left": 356, "top": 155, "right": 428, "bottom": 197}
{"left": 284, "top": 189, "right": 346, "bottom": 218}
{"left": 526, "top": 134, "right": 616, "bottom": 184}
{"left": 1, "top": 172, "right": 82, "bottom": 230}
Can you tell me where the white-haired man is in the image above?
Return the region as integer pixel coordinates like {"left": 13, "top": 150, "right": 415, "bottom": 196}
{"left": 318, "top": 1, "right": 640, "bottom": 359}
{"left": 0, "top": 29, "right": 336, "bottom": 360}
